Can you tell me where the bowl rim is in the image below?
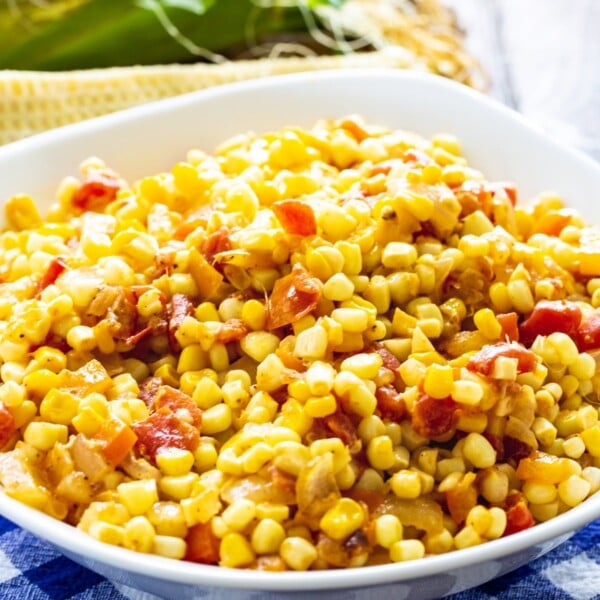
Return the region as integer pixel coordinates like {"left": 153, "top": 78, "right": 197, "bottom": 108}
{"left": 0, "top": 68, "right": 599, "bottom": 591}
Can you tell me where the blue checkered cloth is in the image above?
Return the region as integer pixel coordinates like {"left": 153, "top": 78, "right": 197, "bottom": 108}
{"left": 0, "top": 516, "right": 598, "bottom": 599}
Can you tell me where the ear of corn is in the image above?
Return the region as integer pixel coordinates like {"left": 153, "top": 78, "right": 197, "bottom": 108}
{"left": 0, "top": 48, "right": 418, "bottom": 146}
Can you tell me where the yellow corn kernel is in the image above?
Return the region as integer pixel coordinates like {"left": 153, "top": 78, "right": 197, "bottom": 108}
{"left": 222, "top": 499, "right": 256, "bottom": 532}
{"left": 279, "top": 537, "right": 317, "bottom": 571}
{"left": 201, "top": 403, "right": 232, "bottom": 435}
{"left": 176, "top": 344, "right": 207, "bottom": 373}
{"left": 152, "top": 535, "right": 187, "bottom": 559}
{"left": 241, "top": 299, "right": 267, "bottom": 331}
{"left": 251, "top": 518, "right": 286, "bottom": 554}
{"left": 563, "top": 435, "right": 586, "bottom": 459}
{"left": 220, "top": 532, "right": 255, "bottom": 568}
{"left": 147, "top": 502, "right": 187, "bottom": 538}
{"left": 558, "top": 475, "right": 591, "bottom": 507}
{"left": 241, "top": 331, "right": 280, "bottom": 363}
{"left": 72, "top": 406, "right": 105, "bottom": 437}
{"left": 88, "top": 521, "right": 124, "bottom": 546}
{"left": 390, "top": 539, "right": 425, "bottom": 562}
{"left": 154, "top": 363, "right": 179, "bottom": 387}
{"left": 390, "top": 470, "right": 422, "bottom": 499}
{"left": 374, "top": 514, "right": 403, "bottom": 549}
{"left": 181, "top": 488, "right": 221, "bottom": 526}
{"left": 331, "top": 307, "right": 369, "bottom": 333}
{"left": 304, "top": 361, "right": 335, "bottom": 396}
{"left": 241, "top": 442, "right": 274, "bottom": 474}
{"left": 23, "top": 421, "right": 67, "bottom": 450}
{"left": 463, "top": 432, "right": 497, "bottom": 469}
{"left": 192, "top": 377, "right": 223, "bottom": 410}
{"left": 273, "top": 441, "right": 310, "bottom": 476}
{"left": 117, "top": 480, "right": 158, "bottom": 516}
{"left": 32, "top": 346, "right": 67, "bottom": 373}
{"left": 454, "top": 525, "right": 483, "bottom": 549}
{"left": 506, "top": 279, "right": 535, "bottom": 314}
{"left": 532, "top": 416, "right": 558, "bottom": 447}
{"left": 473, "top": 308, "right": 502, "bottom": 340}
{"left": 304, "top": 394, "right": 337, "bottom": 418}
{"left": 340, "top": 352, "right": 382, "bottom": 380}
{"left": 367, "top": 436, "right": 395, "bottom": 471}
{"left": 319, "top": 498, "right": 364, "bottom": 541}
{"left": 381, "top": 242, "right": 417, "bottom": 270}
{"left": 569, "top": 353, "right": 596, "bottom": 380}
{"left": 323, "top": 273, "right": 355, "bottom": 302}
{"left": 294, "top": 324, "right": 329, "bottom": 359}
{"left": 423, "top": 364, "right": 454, "bottom": 399}
{"left": 486, "top": 507, "right": 507, "bottom": 539}
{"left": 155, "top": 447, "right": 195, "bottom": 476}
{"left": 466, "top": 505, "right": 491, "bottom": 536}
{"left": 39, "top": 389, "right": 79, "bottom": 426}
{"left": 123, "top": 516, "right": 155, "bottom": 553}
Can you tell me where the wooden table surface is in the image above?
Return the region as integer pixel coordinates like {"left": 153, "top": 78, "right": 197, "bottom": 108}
{"left": 447, "top": 0, "right": 600, "bottom": 161}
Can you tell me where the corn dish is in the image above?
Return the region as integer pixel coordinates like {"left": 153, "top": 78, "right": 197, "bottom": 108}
{"left": 0, "top": 116, "right": 599, "bottom": 571}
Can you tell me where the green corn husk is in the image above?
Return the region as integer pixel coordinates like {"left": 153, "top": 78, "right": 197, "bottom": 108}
{"left": 0, "top": 0, "right": 345, "bottom": 70}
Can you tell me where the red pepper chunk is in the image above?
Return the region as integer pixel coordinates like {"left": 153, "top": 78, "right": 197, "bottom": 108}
{"left": 486, "top": 181, "right": 517, "bottom": 206}
{"left": 154, "top": 386, "right": 202, "bottom": 427}
{"left": 267, "top": 264, "right": 321, "bottom": 330}
{"left": 323, "top": 410, "right": 358, "bottom": 447}
{"left": 467, "top": 342, "right": 536, "bottom": 377}
{"left": 529, "top": 211, "right": 571, "bottom": 237}
{"left": 577, "top": 311, "right": 600, "bottom": 351}
{"left": 0, "top": 404, "right": 16, "bottom": 449}
{"left": 412, "top": 395, "right": 457, "bottom": 438}
{"left": 168, "top": 293, "right": 194, "bottom": 353}
{"left": 185, "top": 522, "right": 220, "bottom": 564}
{"left": 202, "top": 227, "right": 232, "bottom": 265}
{"left": 496, "top": 312, "right": 519, "bottom": 342}
{"left": 375, "top": 385, "right": 406, "bottom": 421}
{"left": 37, "top": 257, "right": 67, "bottom": 295}
{"left": 94, "top": 419, "right": 138, "bottom": 468}
{"left": 504, "top": 500, "right": 535, "bottom": 536}
{"left": 272, "top": 200, "right": 317, "bottom": 236}
{"left": 133, "top": 408, "right": 199, "bottom": 464}
{"left": 215, "top": 319, "right": 250, "bottom": 344}
{"left": 519, "top": 300, "right": 582, "bottom": 347}
{"left": 73, "top": 173, "right": 121, "bottom": 211}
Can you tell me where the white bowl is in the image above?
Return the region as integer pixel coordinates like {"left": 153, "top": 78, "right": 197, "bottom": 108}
{"left": 0, "top": 70, "right": 599, "bottom": 599}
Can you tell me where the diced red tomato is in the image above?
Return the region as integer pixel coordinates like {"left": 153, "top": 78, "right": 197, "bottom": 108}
{"left": 577, "top": 311, "right": 600, "bottom": 351}
{"left": 403, "top": 149, "right": 435, "bottom": 166}
{"left": 323, "top": 410, "right": 358, "bottom": 447}
{"left": 368, "top": 343, "right": 401, "bottom": 371}
{"left": 168, "top": 293, "right": 194, "bottom": 352}
{"left": 202, "top": 227, "right": 232, "bottom": 265}
{"left": 338, "top": 116, "right": 370, "bottom": 142}
{"left": 496, "top": 312, "right": 519, "bottom": 342}
{"left": 154, "top": 386, "right": 202, "bottom": 427}
{"left": 529, "top": 211, "right": 571, "bottom": 237}
{"left": 519, "top": 300, "right": 582, "bottom": 347}
{"left": 368, "top": 159, "right": 404, "bottom": 176}
{"left": 375, "top": 385, "right": 406, "bottom": 421}
{"left": 37, "top": 257, "right": 67, "bottom": 295}
{"left": 267, "top": 264, "right": 321, "bottom": 330}
{"left": 272, "top": 200, "right": 317, "bottom": 236}
{"left": 0, "top": 404, "right": 16, "bottom": 449}
{"left": 94, "top": 419, "right": 138, "bottom": 467}
{"left": 268, "top": 465, "right": 297, "bottom": 496}
{"left": 345, "top": 488, "right": 385, "bottom": 513}
{"left": 139, "top": 377, "right": 162, "bottom": 407}
{"left": 72, "top": 173, "right": 121, "bottom": 211}
{"left": 445, "top": 476, "right": 477, "bottom": 525}
{"left": 215, "top": 318, "right": 250, "bottom": 343}
{"left": 503, "top": 435, "right": 533, "bottom": 462}
{"left": 486, "top": 181, "right": 517, "bottom": 206}
{"left": 467, "top": 342, "right": 537, "bottom": 376}
{"left": 184, "top": 522, "right": 220, "bottom": 564}
{"left": 412, "top": 395, "right": 457, "bottom": 438}
{"left": 503, "top": 500, "right": 535, "bottom": 536}
{"left": 133, "top": 408, "right": 199, "bottom": 464}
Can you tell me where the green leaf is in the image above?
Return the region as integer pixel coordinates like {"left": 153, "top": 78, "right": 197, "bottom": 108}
{"left": 135, "top": 0, "right": 215, "bottom": 15}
